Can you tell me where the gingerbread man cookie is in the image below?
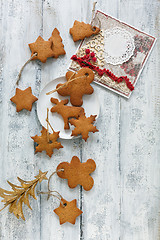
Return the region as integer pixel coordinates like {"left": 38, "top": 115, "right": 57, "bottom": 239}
{"left": 50, "top": 98, "right": 84, "bottom": 129}
{"left": 70, "top": 20, "right": 100, "bottom": 42}
{"left": 56, "top": 68, "right": 94, "bottom": 107}
{"left": 57, "top": 156, "right": 96, "bottom": 191}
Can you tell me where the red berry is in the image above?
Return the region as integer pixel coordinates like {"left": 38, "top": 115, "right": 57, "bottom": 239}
{"left": 86, "top": 54, "right": 90, "bottom": 59}
{"left": 91, "top": 52, "right": 95, "bottom": 57}
{"left": 71, "top": 55, "right": 77, "bottom": 60}
{"left": 98, "top": 70, "right": 103, "bottom": 76}
{"left": 92, "top": 57, "right": 97, "bottom": 62}
{"left": 85, "top": 49, "right": 90, "bottom": 54}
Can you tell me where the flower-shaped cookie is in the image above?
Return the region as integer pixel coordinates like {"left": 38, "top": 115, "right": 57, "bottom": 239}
{"left": 56, "top": 156, "right": 96, "bottom": 191}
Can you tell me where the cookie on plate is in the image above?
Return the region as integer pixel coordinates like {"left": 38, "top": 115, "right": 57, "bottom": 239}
{"left": 56, "top": 68, "right": 94, "bottom": 107}
{"left": 69, "top": 113, "right": 98, "bottom": 141}
{"left": 50, "top": 98, "right": 84, "bottom": 129}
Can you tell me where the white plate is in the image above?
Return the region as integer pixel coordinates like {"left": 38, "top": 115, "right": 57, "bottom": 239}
{"left": 37, "top": 76, "right": 100, "bottom": 139}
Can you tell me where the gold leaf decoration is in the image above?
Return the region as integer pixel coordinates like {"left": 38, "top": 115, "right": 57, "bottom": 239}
{"left": 0, "top": 170, "right": 48, "bottom": 220}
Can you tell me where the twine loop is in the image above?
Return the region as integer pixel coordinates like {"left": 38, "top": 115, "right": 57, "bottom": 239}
{"left": 91, "top": 2, "right": 101, "bottom": 31}
{"left": 16, "top": 52, "right": 37, "bottom": 85}
{"left": 46, "top": 72, "right": 87, "bottom": 96}
{"left": 37, "top": 169, "right": 65, "bottom": 206}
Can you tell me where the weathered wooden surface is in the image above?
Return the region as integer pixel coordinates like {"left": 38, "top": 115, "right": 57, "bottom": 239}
{"left": 0, "top": 0, "right": 159, "bottom": 239}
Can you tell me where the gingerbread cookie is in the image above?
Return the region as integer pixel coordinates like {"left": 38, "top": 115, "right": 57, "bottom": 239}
{"left": 10, "top": 87, "right": 38, "bottom": 112}
{"left": 69, "top": 114, "right": 98, "bottom": 141}
{"left": 57, "top": 156, "right": 96, "bottom": 191}
{"left": 48, "top": 28, "right": 66, "bottom": 58}
{"left": 29, "top": 36, "right": 54, "bottom": 63}
{"left": 56, "top": 68, "right": 94, "bottom": 107}
{"left": 31, "top": 127, "right": 63, "bottom": 158}
{"left": 50, "top": 98, "right": 84, "bottom": 129}
{"left": 54, "top": 198, "right": 82, "bottom": 225}
{"left": 70, "top": 20, "right": 100, "bottom": 42}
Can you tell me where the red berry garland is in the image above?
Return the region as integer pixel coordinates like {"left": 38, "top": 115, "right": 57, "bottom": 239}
{"left": 71, "top": 49, "right": 134, "bottom": 91}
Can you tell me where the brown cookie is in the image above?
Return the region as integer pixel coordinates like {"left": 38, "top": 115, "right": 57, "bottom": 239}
{"left": 56, "top": 68, "right": 94, "bottom": 107}
{"left": 57, "top": 156, "right": 96, "bottom": 191}
{"left": 10, "top": 87, "right": 38, "bottom": 112}
{"left": 48, "top": 28, "right": 66, "bottom": 58}
{"left": 28, "top": 36, "right": 54, "bottom": 63}
{"left": 31, "top": 127, "right": 63, "bottom": 158}
{"left": 54, "top": 198, "right": 82, "bottom": 225}
{"left": 69, "top": 114, "right": 98, "bottom": 141}
{"left": 70, "top": 20, "right": 100, "bottom": 42}
{"left": 50, "top": 98, "right": 84, "bottom": 129}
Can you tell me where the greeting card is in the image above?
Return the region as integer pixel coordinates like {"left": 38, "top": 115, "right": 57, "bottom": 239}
{"left": 69, "top": 10, "right": 156, "bottom": 98}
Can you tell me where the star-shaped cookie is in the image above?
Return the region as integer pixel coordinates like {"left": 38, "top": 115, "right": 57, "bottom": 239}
{"left": 10, "top": 87, "right": 38, "bottom": 112}
{"left": 54, "top": 198, "right": 82, "bottom": 225}
{"left": 31, "top": 127, "right": 63, "bottom": 158}
{"left": 29, "top": 36, "right": 54, "bottom": 63}
{"left": 69, "top": 114, "right": 98, "bottom": 141}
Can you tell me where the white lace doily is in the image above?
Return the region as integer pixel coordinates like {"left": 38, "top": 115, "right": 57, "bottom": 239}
{"left": 104, "top": 27, "right": 135, "bottom": 65}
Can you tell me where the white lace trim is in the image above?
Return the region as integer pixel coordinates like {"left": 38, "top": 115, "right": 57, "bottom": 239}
{"left": 104, "top": 27, "right": 135, "bottom": 65}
